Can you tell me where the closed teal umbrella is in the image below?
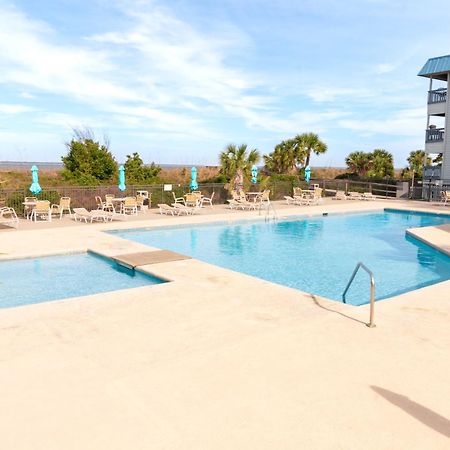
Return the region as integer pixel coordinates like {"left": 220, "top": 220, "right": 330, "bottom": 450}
{"left": 29, "top": 165, "right": 42, "bottom": 195}
{"left": 118, "top": 165, "right": 126, "bottom": 192}
{"left": 251, "top": 165, "right": 258, "bottom": 184}
{"left": 304, "top": 165, "right": 311, "bottom": 184}
{"left": 190, "top": 166, "right": 198, "bottom": 191}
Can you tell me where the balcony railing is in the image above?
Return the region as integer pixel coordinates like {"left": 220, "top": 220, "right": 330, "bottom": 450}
{"left": 425, "top": 127, "right": 445, "bottom": 143}
{"left": 428, "top": 88, "right": 447, "bottom": 104}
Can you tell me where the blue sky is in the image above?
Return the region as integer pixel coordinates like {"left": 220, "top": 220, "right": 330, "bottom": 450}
{"left": 1, "top": 0, "right": 450, "bottom": 167}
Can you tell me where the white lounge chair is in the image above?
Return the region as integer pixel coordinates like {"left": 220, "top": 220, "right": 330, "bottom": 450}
{"left": 362, "top": 192, "right": 376, "bottom": 201}
{"left": 73, "top": 208, "right": 112, "bottom": 223}
{"left": 0, "top": 207, "right": 19, "bottom": 228}
{"left": 284, "top": 195, "right": 296, "bottom": 205}
{"left": 172, "top": 203, "right": 198, "bottom": 215}
{"left": 158, "top": 204, "right": 179, "bottom": 216}
{"left": 332, "top": 190, "right": 347, "bottom": 200}
{"left": 348, "top": 191, "right": 363, "bottom": 200}
{"left": 227, "top": 199, "right": 245, "bottom": 210}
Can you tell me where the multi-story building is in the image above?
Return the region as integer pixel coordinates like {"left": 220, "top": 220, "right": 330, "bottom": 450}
{"left": 418, "top": 55, "right": 450, "bottom": 191}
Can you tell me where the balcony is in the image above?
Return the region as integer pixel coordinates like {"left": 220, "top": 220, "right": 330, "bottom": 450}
{"left": 423, "top": 165, "right": 441, "bottom": 179}
{"left": 428, "top": 88, "right": 447, "bottom": 104}
{"left": 425, "top": 127, "right": 445, "bottom": 143}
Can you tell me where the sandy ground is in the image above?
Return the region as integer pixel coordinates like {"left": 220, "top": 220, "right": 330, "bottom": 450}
{"left": 0, "top": 199, "right": 449, "bottom": 450}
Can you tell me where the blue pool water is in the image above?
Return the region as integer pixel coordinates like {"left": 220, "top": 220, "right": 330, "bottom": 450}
{"left": 0, "top": 252, "right": 164, "bottom": 308}
{"left": 110, "top": 209, "right": 450, "bottom": 305}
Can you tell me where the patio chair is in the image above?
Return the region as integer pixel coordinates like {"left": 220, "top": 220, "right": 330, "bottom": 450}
{"left": 200, "top": 192, "right": 214, "bottom": 207}
{"left": 332, "top": 190, "right": 347, "bottom": 200}
{"left": 51, "top": 196, "right": 72, "bottom": 219}
{"left": 172, "top": 192, "right": 185, "bottom": 205}
{"left": 158, "top": 204, "right": 179, "bottom": 216}
{"left": 95, "top": 195, "right": 106, "bottom": 210}
{"left": 104, "top": 194, "right": 116, "bottom": 212}
{"left": 122, "top": 197, "right": 138, "bottom": 215}
{"left": 439, "top": 190, "right": 450, "bottom": 206}
{"left": 24, "top": 196, "right": 37, "bottom": 219}
{"left": 31, "top": 200, "right": 51, "bottom": 222}
{"left": 0, "top": 207, "right": 19, "bottom": 228}
{"left": 184, "top": 193, "right": 199, "bottom": 207}
{"left": 258, "top": 190, "right": 271, "bottom": 205}
{"left": 136, "top": 195, "right": 145, "bottom": 212}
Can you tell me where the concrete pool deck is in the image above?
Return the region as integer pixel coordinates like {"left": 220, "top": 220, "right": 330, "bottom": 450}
{"left": 0, "top": 199, "right": 449, "bottom": 449}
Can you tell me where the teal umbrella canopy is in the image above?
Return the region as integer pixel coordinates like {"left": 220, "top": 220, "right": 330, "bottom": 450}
{"left": 190, "top": 166, "right": 198, "bottom": 191}
{"left": 251, "top": 165, "right": 258, "bottom": 184}
{"left": 29, "top": 165, "right": 42, "bottom": 195}
{"left": 118, "top": 165, "right": 126, "bottom": 192}
{"left": 304, "top": 165, "right": 311, "bottom": 184}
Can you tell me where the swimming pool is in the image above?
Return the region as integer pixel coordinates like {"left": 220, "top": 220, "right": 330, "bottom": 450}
{"left": 110, "top": 209, "right": 450, "bottom": 305}
{"left": 0, "top": 252, "right": 165, "bottom": 308}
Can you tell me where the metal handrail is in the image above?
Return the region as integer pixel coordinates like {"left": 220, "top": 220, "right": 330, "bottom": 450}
{"left": 342, "top": 262, "right": 376, "bottom": 328}
{"left": 258, "top": 199, "right": 278, "bottom": 221}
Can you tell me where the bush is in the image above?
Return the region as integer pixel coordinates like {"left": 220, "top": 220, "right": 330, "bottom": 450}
{"left": 62, "top": 128, "right": 117, "bottom": 185}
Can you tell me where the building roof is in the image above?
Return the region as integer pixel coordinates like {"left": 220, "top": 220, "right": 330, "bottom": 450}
{"left": 418, "top": 55, "right": 450, "bottom": 80}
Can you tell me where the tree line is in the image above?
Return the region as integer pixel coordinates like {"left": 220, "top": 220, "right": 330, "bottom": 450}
{"left": 61, "top": 127, "right": 433, "bottom": 188}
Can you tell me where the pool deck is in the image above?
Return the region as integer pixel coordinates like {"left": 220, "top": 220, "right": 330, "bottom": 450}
{"left": 0, "top": 199, "right": 449, "bottom": 449}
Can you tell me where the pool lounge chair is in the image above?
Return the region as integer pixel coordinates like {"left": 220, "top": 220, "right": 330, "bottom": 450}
{"left": 73, "top": 208, "right": 113, "bottom": 223}
{"left": 348, "top": 191, "right": 363, "bottom": 200}
{"left": 227, "top": 199, "right": 245, "bottom": 210}
{"left": 284, "top": 195, "right": 296, "bottom": 205}
{"left": 332, "top": 190, "right": 347, "bottom": 200}
{"left": 362, "top": 192, "right": 376, "bottom": 201}
{"left": 172, "top": 203, "right": 198, "bottom": 215}
{"left": 0, "top": 207, "right": 19, "bottom": 228}
{"left": 158, "top": 204, "right": 179, "bottom": 216}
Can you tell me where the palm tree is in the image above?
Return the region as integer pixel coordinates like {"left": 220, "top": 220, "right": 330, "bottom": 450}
{"left": 296, "top": 133, "right": 328, "bottom": 167}
{"left": 345, "top": 151, "right": 373, "bottom": 177}
{"left": 264, "top": 140, "right": 299, "bottom": 174}
{"left": 407, "top": 150, "right": 431, "bottom": 187}
{"left": 369, "top": 149, "right": 394, "bottom": 178}
{"left": 219, "top": 143, "right": 260, "bottom": 191}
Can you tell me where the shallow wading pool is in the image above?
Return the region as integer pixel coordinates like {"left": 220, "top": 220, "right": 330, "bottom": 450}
{"left": 0, "top": 252, "right": 165, "bottom": 308}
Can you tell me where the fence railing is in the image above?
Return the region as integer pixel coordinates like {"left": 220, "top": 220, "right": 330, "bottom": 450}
{"left": 425, "top": 128, "right": 445, "bottom": 143}
{"left": 311, "top": 179, "right": 398, "bottom": 198}
{"left": 428, "top": 88, "right": 447, "bottom": 104}
{"left": 0, "top": 179, "right": 404, "bottom": 215}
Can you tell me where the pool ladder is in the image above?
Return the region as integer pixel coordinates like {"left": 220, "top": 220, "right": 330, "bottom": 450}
{"left": 342, "top": 262, "right": 376, "bottom": 328}
{"left": 259, "top": 200, "right": 278, "bottom": 221}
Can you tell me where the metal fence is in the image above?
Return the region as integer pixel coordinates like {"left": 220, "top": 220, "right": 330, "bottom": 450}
{"left": 0, "top": 179, "right": 405, "bottom": 215}
{"left": 410, "top": 180, "right": 450, "bottom": 201}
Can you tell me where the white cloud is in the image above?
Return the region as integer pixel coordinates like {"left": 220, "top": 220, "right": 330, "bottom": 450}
{"left": 0, "top": 103, "right": 36, "bottom": 114}
{"left": 338, "top": 107, "right": 426, "bottom": 137}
